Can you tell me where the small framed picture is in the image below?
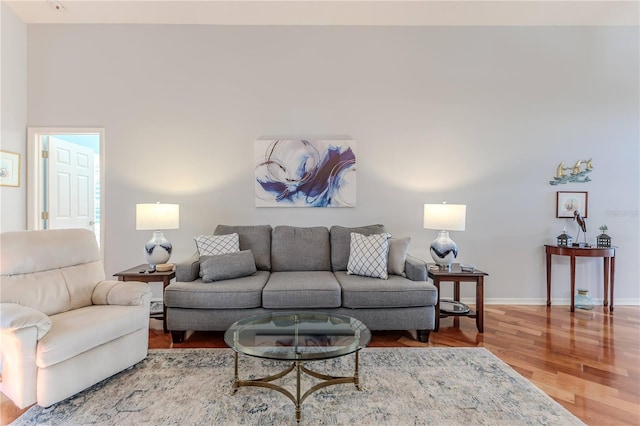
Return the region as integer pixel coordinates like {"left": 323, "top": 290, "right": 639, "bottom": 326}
{"left": 556, "top": 191, "right": 588, "bottom": 218}
{"left": 0, "top": 150, "right": 21, "bottom": 187}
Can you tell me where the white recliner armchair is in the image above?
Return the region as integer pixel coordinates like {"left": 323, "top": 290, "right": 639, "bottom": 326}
{"left": 0, "top": 228, "right": 151, "bottom": 409}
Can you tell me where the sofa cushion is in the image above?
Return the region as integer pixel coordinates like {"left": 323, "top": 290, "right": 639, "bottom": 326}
{"left": 215, "top": 225, "right": 272, "bottom": 271}
{"left": 194, "top": 233, "right": 239, "bottom": 257}
{"left": 200, "top": 250, "right": 257, "bottom": 282}
{"left": 388, "top": 237, "right": 411, "bottom": 276}
{"left": 271, "top": 226, "right": 331, "bottom": 272}
{"left": 330, "top": 224, "right": 386, "bottom": 272}
{"left": 335, "top": 271, "right": 438, "bottom": 309}
{"left": 262, "top": 271, "right": 341, "bottom": 309}
{"left": 164, "top": 271, "right": 270, "bottom": 309}
{"left": 347, "top": 232, "right": 391, "bottom": 279}
{"left": 36, "top": 304, "right": 148, "bottom": 368}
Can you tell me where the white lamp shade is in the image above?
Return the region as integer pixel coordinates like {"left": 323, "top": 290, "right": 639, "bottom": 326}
{"left": 136, "top": 203, "right": 179, "bottom": 230}
{"left": 423, "top": 203, "right": 466, "bottom": 231}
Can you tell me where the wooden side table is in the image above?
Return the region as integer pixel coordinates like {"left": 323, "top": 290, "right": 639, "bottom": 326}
{"left": 544, "top": 245, "right": 616, "bottom": 312}
{"left": 428, "top": 263, "right": 489, "bottom": 333}
{"left": 114, "top": 264, "right": 176, "bottom": 333}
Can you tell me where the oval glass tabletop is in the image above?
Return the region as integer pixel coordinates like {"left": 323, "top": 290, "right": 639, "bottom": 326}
{"left": 224, "top": 311, "right": 371, "bottom": 361}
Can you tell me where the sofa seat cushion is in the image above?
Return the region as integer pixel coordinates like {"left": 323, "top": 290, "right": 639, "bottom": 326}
{"left": 262, "top": 271, "right": 341, "bottom": 309}
{"left": 335, "top": 271, "right": 438, "bottom": 309}
{"left": 37, "top": 304, "right": 148, "bottom": 368}
{"left": 165, "top": 271, "right": 269, "bottom": 309}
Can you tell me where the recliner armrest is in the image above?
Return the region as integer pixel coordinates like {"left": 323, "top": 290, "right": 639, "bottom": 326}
{"left": 0, "top": 303, "right": 52, "bottom": 340}
{"left": 404, "top": 255, "right": 427, "bottom": 281}
{"left": 92, "top": 281, "right": 152, "bottom": 306}
{"left": 175, "top": 252, "right": 200, "bottom": 282}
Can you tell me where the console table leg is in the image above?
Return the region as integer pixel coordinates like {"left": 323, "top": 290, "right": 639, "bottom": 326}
{"left": 570, "top": 254, "right": 576, "bottom": 312}
{"left": 546, "top": 252, "right": 552, "bottom": 307}
{"left": 476, "top": 277, "right": 484, "bottom": 333}
{"left": 603, "top": 257, "right": 610, "bottom": 307}
{"left": 610, "top": 256, "right": 615, "bottom": 312}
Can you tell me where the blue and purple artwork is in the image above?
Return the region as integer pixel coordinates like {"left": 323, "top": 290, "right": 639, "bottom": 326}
{"left": 255, "top": 139, "right": 356, "bottom": 207}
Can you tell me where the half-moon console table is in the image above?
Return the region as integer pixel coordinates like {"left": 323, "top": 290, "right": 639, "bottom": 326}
{"left": 544, "top": 245, "right": 616, "bottom": 312}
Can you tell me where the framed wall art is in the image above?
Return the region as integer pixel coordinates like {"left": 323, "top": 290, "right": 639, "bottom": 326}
{"left": 556, "top": 191, "right": 588, "bottom": 218}
{"left": 0, "top": 150, "right": 21, "bottom": 187}
{"left": 255, "top": 138, "right": 356, "bottom": 207}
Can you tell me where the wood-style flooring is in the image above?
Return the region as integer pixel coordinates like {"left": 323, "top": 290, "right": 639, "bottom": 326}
{"left": 2, "top": 305, "right": 639, "bottom": 425}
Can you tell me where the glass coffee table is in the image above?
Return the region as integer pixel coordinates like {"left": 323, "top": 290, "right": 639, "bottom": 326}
{"left": 224, "top": 311, "right": 371, "bottom": 423}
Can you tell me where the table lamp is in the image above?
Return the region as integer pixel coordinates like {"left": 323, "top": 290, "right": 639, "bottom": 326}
{"left": 423, "top": 203, "right": 466, "bottom": 270}
{"left": 136, "top": 202, "right": 179, "bottom": 272}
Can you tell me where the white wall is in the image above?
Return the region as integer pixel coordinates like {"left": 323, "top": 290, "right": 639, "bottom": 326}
{"left": 0, "top": 2, "right": 27, "bottom": 232}
{"left": 25, "top": 24, "right": 639, "bottom": 304}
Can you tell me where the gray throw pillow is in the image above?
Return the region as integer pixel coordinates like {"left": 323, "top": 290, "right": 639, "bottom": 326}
{"left": 200, "top": 250, "right": 257, "bottom": 282}
{"left": 388, "top": 237, "right": 411, "bottom": 276}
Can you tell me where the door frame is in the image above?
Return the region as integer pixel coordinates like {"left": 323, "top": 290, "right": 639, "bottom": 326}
{"left": 27, "top": 127, "right": 106, "bottom": 255}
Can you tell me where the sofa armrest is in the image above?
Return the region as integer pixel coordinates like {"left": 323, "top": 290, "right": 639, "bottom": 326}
{"left": 0, "top": 303, "right": 52, "bottom": 340}
{"left": 175, "top": 252, "right": 200, "bottom": 282}
{"left": 404, "top": 255, "right": 427, "bottom": 281}
{"left": 92, "top": 280, "right": 152, "bottom": 307}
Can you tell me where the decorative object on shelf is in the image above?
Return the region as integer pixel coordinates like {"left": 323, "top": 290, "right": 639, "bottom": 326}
{"left": 573, "top": 209, "right": 590, "bottom": 247}
{"left": 136, "top": 203, "right": 180, "bottom": 272}
{"left": 460, "top": 263, "right": 476, "bottom": 272}
{"left": 255, "top": 138, "right": 356, "bottom": 207}
{"left": 556, "top": 191, "right": 588, "bottom": 218}
{"left": 596, "top": 225, "right": 612, "bottom": 248}
{"left": 155, "top": 263, "right": 174, "bottom": 272}
{"left": 549, "top": 158, "right": 593, "bottom": 185}
{"left": 575, "top": 288, "right": 595, "bottom": 310}
{"left": 0, "top": 150, "right": 21, "bottom": 187}
{"left": 423, "top": 202, "right": 466, "bottom": 270}
{"left": 439, "top": 299, "right": 470, "bottom": 314}
{"left": 556, "top": 227, "right": 573, "bottom": 246}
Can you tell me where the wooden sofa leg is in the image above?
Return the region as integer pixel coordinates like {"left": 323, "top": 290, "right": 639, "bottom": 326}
{"left": 417, "top": 329, "right": 430, "bottom": 343}
{"left": 171, "top": 331, "right": 186, "bottom": 344}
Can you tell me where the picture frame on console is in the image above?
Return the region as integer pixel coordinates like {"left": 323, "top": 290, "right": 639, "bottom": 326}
{"left": 556, "top": 191, "right": 588, "bottom": 218}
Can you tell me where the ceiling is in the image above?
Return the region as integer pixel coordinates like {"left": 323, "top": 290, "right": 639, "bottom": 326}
{"left": 4, "top": 0, "right": 639, "bottom": 26}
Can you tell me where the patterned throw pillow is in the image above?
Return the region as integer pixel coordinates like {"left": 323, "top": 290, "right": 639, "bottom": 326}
{"left": 195, "top": 233, "right": 240, "bottom": 256}
{"left": 347, "top": 232, "right": 391, "bottom": 279}
{"left": 195, "top": 233, "right": 240, "bottom": 277}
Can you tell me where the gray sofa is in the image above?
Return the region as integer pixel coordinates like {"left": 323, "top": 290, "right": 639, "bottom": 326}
{"left": 165, "top": 224, "right": 437, "bottom": 344}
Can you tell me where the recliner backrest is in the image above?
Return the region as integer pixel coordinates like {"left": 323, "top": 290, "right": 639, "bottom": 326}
{"left": 0, "top": 229, "right": 105, "bottom": 315}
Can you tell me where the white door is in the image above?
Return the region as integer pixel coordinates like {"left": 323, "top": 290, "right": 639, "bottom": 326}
{"left": 48, "top": 136, "right": 95, "bottom": 230}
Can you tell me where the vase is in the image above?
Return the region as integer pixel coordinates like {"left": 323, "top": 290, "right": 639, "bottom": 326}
{"left": 575, "top": 288, "right": 595, "bottom": 310}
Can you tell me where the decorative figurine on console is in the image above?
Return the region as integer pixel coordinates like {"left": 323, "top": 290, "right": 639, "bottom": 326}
{"left": 596, "top": 225, "right": 612, "bottom": 248}
{"left": 572, "top": 210, "right": 590, "bottom": 247}
{"left": 556, "top": 227, "right": 573, "bottom": 247}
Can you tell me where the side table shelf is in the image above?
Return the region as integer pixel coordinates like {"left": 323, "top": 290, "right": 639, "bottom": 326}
{"left": 114, "top": 264, "right": 176, "bottom": 333}
{"left": 427, "top": 263, "right": 488, "bottom": 333}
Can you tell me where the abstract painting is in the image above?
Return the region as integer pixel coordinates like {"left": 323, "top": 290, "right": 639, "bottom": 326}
{"left": 255, "top": 139, "right": 356, "bottom": 207}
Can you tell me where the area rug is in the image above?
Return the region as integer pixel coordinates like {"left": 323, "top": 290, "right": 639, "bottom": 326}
{"left": 12, "top": 348, "right": 583, "bottom": 425}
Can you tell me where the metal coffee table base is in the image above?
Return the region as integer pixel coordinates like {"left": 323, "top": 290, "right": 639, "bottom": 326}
{"left": 232, "top": 351, "right": 362, "bottom": 423}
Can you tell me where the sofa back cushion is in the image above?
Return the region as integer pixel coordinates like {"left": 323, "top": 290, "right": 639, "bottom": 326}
{"left": 330, "top": 224, "right": 386, "bottom": 271}
{"left": 0, "top": 229, "right": 105, "bottom": 315}
{"left": 271, "top": 226, "right": 331, "bottom": 272}
{"left": 214, "top": 225, "right": 272, "bottom": 271}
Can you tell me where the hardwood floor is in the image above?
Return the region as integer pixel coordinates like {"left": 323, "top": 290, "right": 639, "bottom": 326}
{"left": 2, "top": 305, "right": 639, "bottom": 425}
